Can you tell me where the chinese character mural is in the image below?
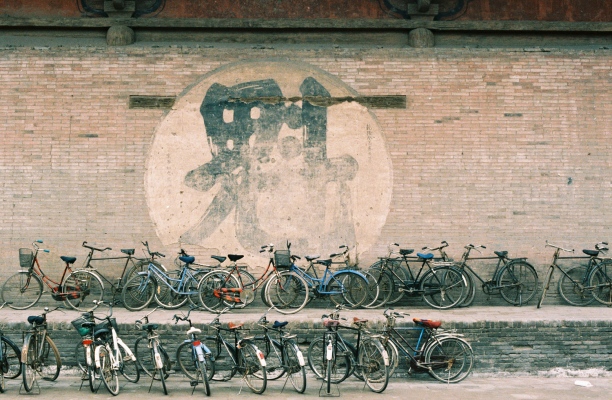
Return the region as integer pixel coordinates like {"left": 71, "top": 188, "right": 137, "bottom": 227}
{"left": 146, "top": 60, "right": 392, "bottom": 257}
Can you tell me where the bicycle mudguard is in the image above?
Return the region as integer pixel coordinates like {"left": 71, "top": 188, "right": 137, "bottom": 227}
{"left": 330, "top": 270, "right": 368, "bottom": 281}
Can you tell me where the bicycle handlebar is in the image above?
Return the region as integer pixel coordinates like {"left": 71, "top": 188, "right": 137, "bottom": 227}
{"left": 142, "top": 241, "right": 165, "bottom": 258}
{"left": 82, "top": 241, "right": 112, "bottom": 252}
{"left": 422, "top": 240, "right": 449, "bottom": 251}
{"left": 545, "top": 241, "right": 574, "bottom": 253}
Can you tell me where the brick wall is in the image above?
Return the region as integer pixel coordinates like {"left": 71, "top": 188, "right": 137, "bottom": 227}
{"left": 0, "top": 45, "right": 611, "bottom": 304}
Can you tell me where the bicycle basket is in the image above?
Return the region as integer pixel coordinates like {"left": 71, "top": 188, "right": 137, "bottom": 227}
{"left": 274, "top": 250, "right": 292, "bottom": 268}
{"left": 71, "top": 316, "right": 93, "bottom": 337}
{"left": 19, "top": 248, "right": 33, "bottom": 269}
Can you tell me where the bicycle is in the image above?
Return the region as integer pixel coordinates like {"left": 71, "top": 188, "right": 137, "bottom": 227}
{"left": 121, "top": 244, "right": 204, "bottom": 311}
{"left": 434, "top": 242, "right": 539, "bottom": 307}
{"left": 174, "top": 307, "right": 212, "bottom": 396}
{"left": 0, "top": 302, "right": 22, "bottom": 393}
{"left": 328, "top": 244, "right": 380, "bottom": 308}
{"left": 252, "top": 307, "right": 307, "bottom": 393}
{"left": 1, "top": 240, "right": 103, "bottom": 310}
{"left": 133, "top": 307, "right": 171, "bottom": 395}
{"left": 20, "top": 306, "right": 62, "bottom": 393}
{"left": 538, "top": 241, "right": 609, "bottom": 308}
{"left": 307, "top": 305, "right": 389, "bottom": 394}
{"left": 379, "top": 308, "right": 474, "bottom": 383}
{"left": 202, "top": 307, "right": 268, "bottom": 394}
{"left": 369, "top": 243, "right": 467, "bottom": 309}
{"left": 199, "top": 244, "right": 309, "bottom": 314}
{"left": 588, "top": 248, "right": 612, "bottom": 306}
{"left": 77, "top": 241, "right": 167, "bottom": 307}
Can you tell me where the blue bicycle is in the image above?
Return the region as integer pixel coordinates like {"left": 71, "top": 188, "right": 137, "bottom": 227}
{"left": 121, "top": 243, "right": 206, "bottom": 311}
{"left": 265, "top": 243, "right": 370, "bottom": 309}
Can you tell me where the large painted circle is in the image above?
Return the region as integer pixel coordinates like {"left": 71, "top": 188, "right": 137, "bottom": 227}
{"left": 146, "top": 60, "right": 392, "bottom": 260}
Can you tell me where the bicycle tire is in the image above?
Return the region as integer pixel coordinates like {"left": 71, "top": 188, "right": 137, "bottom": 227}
{"left": 255, "top": 339, "right": 284, "bottom": 380}
{"left": 284, "top": 340, "right": 306, "bottom": 393}
{"left": 239, "top": 343, "right": 267, "bottom": 394}
{"left": 86, "top": 345, "right": 96, "bottom": 393}
{"left": 498, "top": 261, "right": 539, "bottom": 306}
{"left": 558, "top": 265, "right": 596, "bottom": 306}
{"left": 368, "top": 259, "right": 406, "bottom": 305}
{"left": 458, "top": 269, "right": 476, "bottom": 307}
{"left": 424, "top": 337, "right": 474, "bottom": 383}
{"left": 589, "top": 260, "right": 612, "bottom": 306}
{"left": 383, "top": 340, "right": 399, "bottom": 377}
{"left": 123, "top": 260, "right": 165, "bottom": 285}
{"left": 198, "top": 270, "right": 241, "bottom": 312}
{"left": 420, "top": 266, "right": 465, "bottom": 309}
{"left": 187, "top": 271, "right": 208, "bottom": 308}
{"left": 134, "top": 337, "right": 170, "bottom": 380}
{"left": 266, "top": 271, "right": 309, "bottom": 314}
{"left": 307, "top": 337, "right": 351, "bottom": 384}
{"left": 331, "top": 271, "right": 369, "bottom": 308}
{"left": 197, "top": 358, "right": 211, "bottom": 396}
{"left": 202, "top": 336, "right": 236, "bottom": 382}
{"left": 360, "top": 270, "right": 381, "bottom": 309}
{"left": 63, "top": 270, "right": 104, "bottom": 311}
{"left": 119, "top": 341, "right": 139, "bottom": 383}
{"left": 22, "top": 334, "right": 35, "bottom": 392}
{"left": 122, "top": 274, "right": 156, "bottom": 311}
{"left": 153, "top": 272, "right": 189, "bottom": 310}
{"left": 153, "top": 344, "right": 168, "bottom": 395}
{"left": 230, "top": 269, "right": 257, "bottom": 308}
{"left": 40, "top": 336, "right": 61, "bottom": 382}
{"left": 176, "top": 342, "right": 215, "bottom": 382}
{"left": 537, "top": 265, "right": 554, "bottom": 308}
{"left": 1, "top": 335, "right": 22, "bottom": 379}
{"left": 99, "top": 345, "right": 119, "bottom": 395}
{"left": 367, "top": 268, "right": 394, "bottom": 308}
{"left": 359, "top": 339, "right": 389, "bottom": 393}
{"left": 2, "top": 272, "right": 43, "bottom": 310}
{"left": 0, "top": 363, "right": 4, "bottom": 393}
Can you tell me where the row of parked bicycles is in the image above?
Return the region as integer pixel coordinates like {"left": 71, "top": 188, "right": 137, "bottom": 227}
{"left": 2, "top": 239, "right": 612, "bottom": 313}
{"left": 0, "top": 301, "right": 474, "bottom": 395}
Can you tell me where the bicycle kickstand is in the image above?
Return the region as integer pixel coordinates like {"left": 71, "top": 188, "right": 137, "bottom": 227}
{"left": 20, "top": 376, "right": 41, "bottom": 395}
{"left": 318, "top": 379, "right": 340, "bottom": 397}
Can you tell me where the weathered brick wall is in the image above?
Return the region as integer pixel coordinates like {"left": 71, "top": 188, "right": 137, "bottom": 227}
{"left": 1, "top": 45, "right": 611, "bottom": 305}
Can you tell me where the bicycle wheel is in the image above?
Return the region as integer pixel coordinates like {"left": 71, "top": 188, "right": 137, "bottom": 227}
{"left": 284, "top": 340, "right": 306, "bottom": 393}
{"left": 558, "top": 265, "right": 595, "bottom": 306}
{"left": 2, "top": 272, "right": 43, "bottom": 310}
{"left": 1, "top": 336, "right": 21, "bottom": 379}
{"left": 152, "top": 344, "right": 168, "bottom": 395}
{"left": 256, "top": 339, "right": 284, "bottom": 380}
{"left": 537, "top": 266, "right": 554, "bottom": 308}
{"left": 187, "top": 271, "right": 208, "bottom": 308}
{"left": 361, "top": 270, "right": 381, "bottom": 309}
{"left": 458, "top": 269, "right": 476, "bottom": 307}
{"left": 119, "top": 342, "right": 139, "bottom": 383}
{"left": 99, "top": 345, "right": 119, "bottom": 395}
{"left": 498, "top": 261, "right": 539, "bottom": 306}
{"left": 198, "top": 270, "right": 240, "bottom": 312}
{"left": 122, "top": 274, "right": 156, "bottom": 311}
{"left": 124, "top": 260, "right": 166, "bottom": 284}
{"left": 153, "top": 273, "right": 189, "bottom": 310}
{"left": 197, "top": 358, "right": 211, "bottom": 396}
{"left": 22, "top": 334, "right": 35, "bottom": 392}
{"left": 135, "top": 337, "right": 170, "bottom": 380}
{"left": 359, "top": 339, "right": 389, "bottom": 393}
{"left": 329, "top": 271, "right": 368, "bottom": 308}
{"left": 86, "top": 345, "right": 97, "bottom": 393}
{"left": 307, "top": 337, "right": 351, "bottom": 384}
{"left": 239, "top": 343, "right": 267, "bottom": 394}
{"left": 589, "top": 261, "right": 612, "bottom": 306}
{"left": 367, "top": 268, "right": 394, "bottom": 308}
{"left": 39, "top": 336, "right": 61, "bottom": 382}
{"left": 231, "top": 269, "right": 257, "bottom": 308}
{"left": 176, "top": 342, "right": 215, "bottom": 382}
{"left": 202, "top": 337, "right": 236, "bottom": 382}
{"left": 63, "top": 270, "right": 104, "bottom": 311}
{"left": 383, "top": 340, "right": 399, "bottom": 377}
{"left": 420, "top": 266, "right": 465, "bottom": 309}
{"left": 266, "top": 272, "right": 309, "bottom": 314}
{"left": 424, "top": 337, "right": 474, "bottom": 383}
{"left": 369, "top": 259, "right": 407, "bottom": 305}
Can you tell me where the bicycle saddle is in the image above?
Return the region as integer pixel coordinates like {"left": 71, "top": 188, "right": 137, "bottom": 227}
{"left": 399, "top": 249, "right": 414, "bottom": 255}
{"left": 413, "top": 318, "right": 442, "bottom": 329}
{"left": 317, "top": 259, "right": 332, "bottom": 267}
{"left": 121, "top": 249, "right": 135, "bottom": 255}
{"left": 228, "top": 322, "right": 244, "bottom": 330}
{"left": 228, "top": 254, "right": 244, "bottom": 262}
{"left": 60, "top": 256, "right": 77, "bottom": 264}
{"left": 305, "top": 255, "right": 320, "bottom": 261}
{"left": 583, "top": 249, "right": 599, "bottom": 257}
{"left": 353, "top": 317, "right": 368, "bottom": 324}
{"left": 179, "top": 256, "right": 195, "bottom": 264}
{"left": 323, "top": 319, "right": 341, "bottom": 327}
{"left": 494, "top": 251, "right": 508, "bottom": 258}
{"left": 272, "top": 321, "right": 288, "bottom": 329}
{"left": 416, "top": 253, "right": 434, "bottom": 260}
{"left": 27, "top": 316, "right": 45, "bottom": 325}
{"left": 211, "top": 255, "right": 226, "bottom": 263}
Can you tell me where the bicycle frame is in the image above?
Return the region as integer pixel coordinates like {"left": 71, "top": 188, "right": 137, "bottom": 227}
{"left": 146, "top": 262, "right": 201, "bottom": 296}
{"left": 80, "top": 242, "right": 138, "bottom": 293}
{"left": 24, "top": 242, "right": 73, "bottom": 293}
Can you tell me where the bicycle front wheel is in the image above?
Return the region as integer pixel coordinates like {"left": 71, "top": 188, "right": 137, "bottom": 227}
{"left": 266, "top": 272, "right": 309, "bottom": 314}
{"left": 558, "top": 265, "right": 595, "bottom": 306}
{"left": 153, "top": 273, "right": 189, "bottom": 310}
{"left": 359, "top": 339, "right": 389, "bottom": 393}
{"left": 176, "top": 342, "right": 215, "bottom": 382}
{"left": 537, "top": 265, "right": 554, "bottom": 308}
{"left": 284, "top": 340, "right": 306, "bottom": 393}
{"left": 99, "top": 345, "right": 119, "bottom": 395}
{"left": 307, "top": 337, "right": 351, "bottom": 384}
{"left": 498, "top": 261, "right": 538, "bottom": 306}
{"left": 361, "top": 270, "right": 381, "bottom": 309}
{"left": 197, "top": 358, "right": 211, "bottom": 396}
{"left": 63, "top": 270, "right": 104, "bottom": 311}
{"left": 420, "top": 267, "right": 465, "bottom": 309}
{"left": 119, "top": 341, "right": 139, "bottom": 383}
{"left": 122, "top": 274, "right": 156, "bottom": 311}
{"left": 239, "top": 343, "right": 267, "bottom": 394}
{"left": 256, "top": 339, "right": 284, "bottom": 380}
{"left": 198, "top": 270, "right": 241, "bottom": 312}
{"left": 1, "top": 335, "right": 22, "bottom": 379}
{"left": 368, "top": 259, "right": 407, "bottom": 305}
{"left": 328, "top": 271, "right": 368, "bottom": 308}
{"left": 152, "top": 344, "right": 168, "bottom": 395}
{"left": 22, "top": 334, "right": 35, "bottom": 392}
{"left": 366, "top": 268, "right": 394, "bottom": 308}
{"left": 2, "top": 272, "right": 43, "bottom": 310}
{"left": 589, "top": 260, "right": 612, "bottom": 306}
{"left": 424, "top": 337, "right": 474, "bottom": 383}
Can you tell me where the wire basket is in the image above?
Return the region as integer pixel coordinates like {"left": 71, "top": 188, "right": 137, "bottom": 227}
{"left": 19, "top": 248, "right": 33, "bottom": 269}
{"left": 71, "top": 316, "right": 93, "bottom": 337}
{"left": 274, "top": 250, "right": 292, "bottom": 268}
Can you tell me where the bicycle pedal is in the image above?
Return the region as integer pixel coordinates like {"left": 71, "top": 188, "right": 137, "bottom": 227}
{"left": 190, "top": 380, "right": 198, "bottom": 387}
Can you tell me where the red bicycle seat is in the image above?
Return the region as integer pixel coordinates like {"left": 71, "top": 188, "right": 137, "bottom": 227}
{"left": 413, "top": 318, "right": 442, "bottom": 329}
{"left": 228, "top": 322, "right": 244, "bottom": 330}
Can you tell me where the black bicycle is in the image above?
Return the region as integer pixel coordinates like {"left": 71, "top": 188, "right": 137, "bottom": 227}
{"left": 0, "top": 302, "right": 21, "bottom": 392}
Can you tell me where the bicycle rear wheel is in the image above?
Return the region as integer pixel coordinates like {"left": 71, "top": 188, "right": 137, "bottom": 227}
{"left": 176, "top": 342, "right": 215, "bottom": 382}
{"left": 99, "top": 345, "right": 119, "bottom": 395}
{"left": 119, "top": 342, "right": 139, "bottom": 383}
{"left": 239, "top": 343, "right": 267, "bottom": 394}
{"left": 558, "top": 265, "right": 595, "bottom": 306}
{"left": 266, "top": 272, "right": 309, "bottom": 314}
{"left": 122, "top": 274, "right": 156, "bottom": 311}
{"left": 424, "top": 337, "right": 473, "bottom": 383}
{"left": 498, "top": 261, "right": 538, "bottom": 306}
{"left": 22, "top": 334, "right": 35, "bottom": 392}
{"left": 420, "top": 266, "right": 465, "bottom": 309}
{"left": 307, "top": 337, "right": 351, "bottom": 384}
{"left": 367, "top": 268, "right": 394, "bottom": 308}
{"left": 361, "top": 270, "right": 381, "bottom": 309}
{"left": 135, "top": 337, "right": 170, "bottom": 380}
{"left": 198, "top": 270, "right": 241, "bottom": 312}
{"left": 40, "top": 336, "right": 61, "bottom": 382}
{"left": 152, "top": 344, "right": 168, "bottom": 395}
{"left": 537, "top": 266, "right": 554, "bottom": 308}
{"left": 1, "top": 272, "right": 43, "bottom": 310}
{"left": 359, "top": 339, "right": 389, "bottom": 393}
{"left": 328, "top": 271, "right": 368, "bottom": 308}
{"left": 153, "top": 273, "right": 189, "bottom": 310}
{"left": 197, "top": 359, "right": 211, "bottom": 396}
{"left": 256, "top": 339, "right": 284, "bottom": 380}
{"left": 1, "top": 336, "right": 21, "bottom": 379}
{"left": 284, "top": 340, "right": 306, "bottom": 393}
{"left": 589, "top": 261, "right": 612, "bottom": 306}
{"left": 63, "top": 270, "right": 104, "bottom": 311}
{"left": 458, "top": 269, "right": 476, "bottom": 307}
